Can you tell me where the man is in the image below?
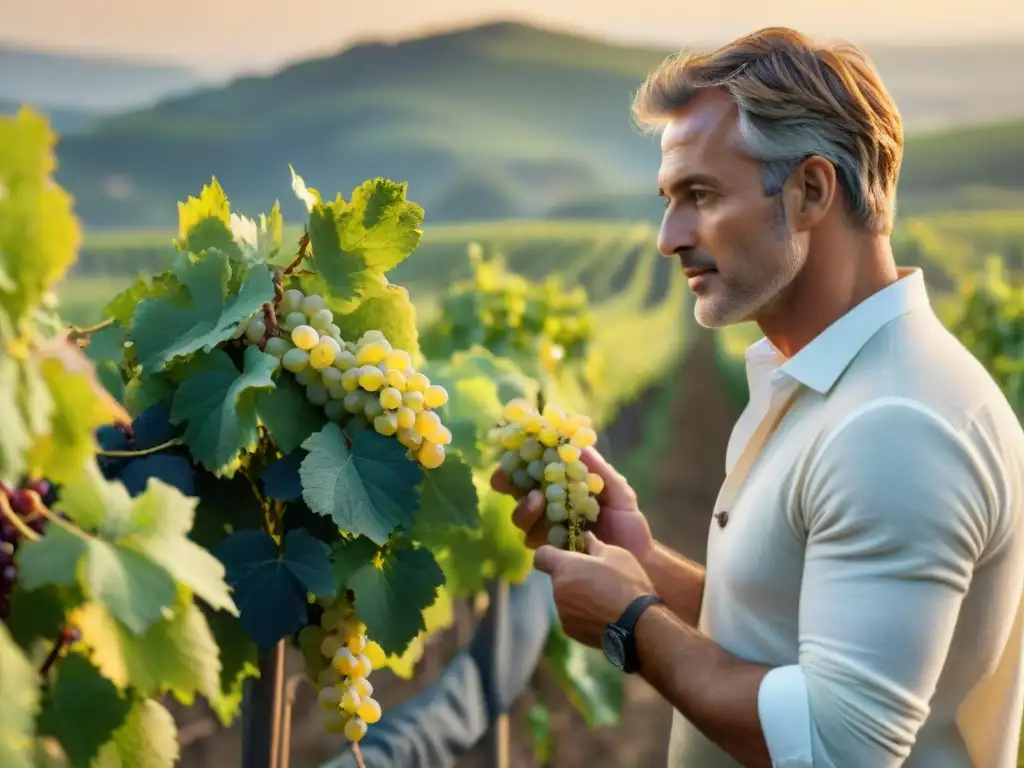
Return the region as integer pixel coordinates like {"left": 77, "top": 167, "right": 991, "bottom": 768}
{"left": 492, "top": 27, "right": 1024, "bottom": 768}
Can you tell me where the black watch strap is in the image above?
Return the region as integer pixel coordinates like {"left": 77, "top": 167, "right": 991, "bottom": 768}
{"left": 616, "top": 593, "right": 664, "bottom": 673}
{"left": 617, "top": 593, "right": 664, "bottom": 633}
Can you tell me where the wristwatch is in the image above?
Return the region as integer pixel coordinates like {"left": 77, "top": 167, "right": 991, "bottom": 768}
{"left": 601, "top": 593, "right": 664, "bottom": 673}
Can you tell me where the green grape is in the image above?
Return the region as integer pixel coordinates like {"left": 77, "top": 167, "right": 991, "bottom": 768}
{"left": 325, "top": 400, "right": 345, "bottom": 421}
{"left": 527, "top": 460, "right": 546, "bottom": 481}
{"left": 548, "top": 524, "right": 569, "bottom": 548}
{"left": 359, "top": 366, "right": 385, "bottom": 391}
{"left": 281, "top": 289, "right": 304, "bottom": 315}
{"left": 264, "top": 336, "right": 291, "bottom": 358}
{"left": 306, "top": 383, "right": 329, "bottom": 407}
{"left": 576, "top": 496, "right": 600, "bottom": 522}
{"left": 499, "top": 450, "right": 521, "bottom": 476}
{"left": 327, "top": 382, "right": 346, "bottom": 400}
{"left": 292, "top": 325, "right": 320, "bottom": 351}
{"left": 319, "top": 335, "right": 342, "bottom": 355}
{"left": 321, "top": 367, "right": 343, "bottom": 386}
{"left": 543, "top": 447, "right": 560, "bottom": 464}
{"left": 333, "top": 350, "right": 358, "bottom": 371}
{"left": 546, "top": 501, "right": 568, "bottom": 523}
{"left": 374, "top": 412, "right": 399, "bottom": 436}
{"left": 364, "top": 398, "right": 384, "bottom": 421}
{"left": 545, "top": 484, "right": 566, "bottom": 503}
{"left": 544, "top": 462, "right": 566, "bottom": 483}
{"left": 295, "top": 367, "right": 317, "bottom": 386}
{"left": 379, "top": 387, "right": 402, "bottom": 410}
{"left": 245, "top": 317, "right": 267, "bottom": 344}
{"left": 283, "top": 311, "right": 307, "bottom": 330}
{"left": 512, "top": 468, "right": 533, "bottom": 489}
{"left": 566, "top": 460, "right": 588, "bottom": 482}
{"left": 310, "top": 308, "right": 334, "bottom": 330}
{"left": 282, "top": 348, "right": 309, "bottom": 373}
{"left": 309, "top": 340, "right": 336, "bottom": 370}
{"left": 519, "top": 438, "right": 543, "bottom": 462}
{"left": 301, "top": 294, "right": 327, "bottom": 316}
{"left": 344, "top": 390, "right": 366, "bottom": 413}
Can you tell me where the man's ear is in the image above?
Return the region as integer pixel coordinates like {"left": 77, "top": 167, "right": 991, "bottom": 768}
{"left": 784, "top": 155, "right": 837, "bottom": 230}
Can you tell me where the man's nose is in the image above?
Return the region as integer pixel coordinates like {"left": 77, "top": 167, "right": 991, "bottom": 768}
{"left": 657, "top": 212, "right": 698, "bottom": 257}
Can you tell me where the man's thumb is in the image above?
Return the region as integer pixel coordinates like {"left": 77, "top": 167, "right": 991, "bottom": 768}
{"left": 533, "top": 544, "right": 569, "bottom": 574}
{"left": 580, "top": 447, "right": 636, "bottom": 507}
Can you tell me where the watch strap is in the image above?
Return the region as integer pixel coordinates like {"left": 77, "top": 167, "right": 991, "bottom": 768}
{"left": 616, "top": 593, "right": 664, "bottom": 633}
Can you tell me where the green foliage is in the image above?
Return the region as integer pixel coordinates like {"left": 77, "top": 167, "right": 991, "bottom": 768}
{"left": 0, "top": 113, "right": 500, "bottom": 763}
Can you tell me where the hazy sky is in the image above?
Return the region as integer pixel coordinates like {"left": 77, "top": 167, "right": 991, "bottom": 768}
{"left": 2, "top": 0, "right": 1022, "bottom": 77}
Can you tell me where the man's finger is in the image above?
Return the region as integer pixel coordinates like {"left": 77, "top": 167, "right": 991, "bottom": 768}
{"left": 533, "top": 543, "right": 572, "bottom": 574}
{"left": 584, "top": 531, "right": 605, "bottom": 556}
{"left": 490, "top": 468, "right": 525, "bottom": 499}
{"left": 580, "top": 447, "right": 635, "bottom": 507}
{"left": 511, "top": 489, "right": 545, "bottom": 533}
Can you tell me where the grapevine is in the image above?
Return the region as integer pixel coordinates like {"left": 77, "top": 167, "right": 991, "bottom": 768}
{"left": 0, "top": 107, "right": 488, "bottom": 767}
{"left": 489, "top": 398, "right": 602, "bottom": 552}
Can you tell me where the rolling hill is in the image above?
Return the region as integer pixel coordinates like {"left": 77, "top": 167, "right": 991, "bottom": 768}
{"left": 39, "top": 21, "right": 1024, "bottom": 228}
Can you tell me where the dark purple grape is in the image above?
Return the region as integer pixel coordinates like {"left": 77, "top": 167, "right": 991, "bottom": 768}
{"left": 2, "top": 565, "right": 15, "bottom": 581}
{"left": 28, "top": 517, "right": 47, "bottom": 535}
{"left": 31, "top": 479, "right": 51, "bottom": 499}
{"left": 1, "top": 522, "right": 17, "bottom": 542}
{"left": 9, "top": 489, "right": 31, "bottom": 515}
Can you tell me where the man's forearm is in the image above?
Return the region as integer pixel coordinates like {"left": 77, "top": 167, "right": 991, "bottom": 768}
{"left": 640, "top": 542, "right": 706, "bottom": 626}
{"left": 635, "top": 603, "right": 774, "bottom": 768}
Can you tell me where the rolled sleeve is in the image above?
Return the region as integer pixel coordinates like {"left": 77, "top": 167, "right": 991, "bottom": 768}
{"left": 757, "top": 398, "right": 993, "bottom": 768}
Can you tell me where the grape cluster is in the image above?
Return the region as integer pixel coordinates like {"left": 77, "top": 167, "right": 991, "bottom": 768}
{"left": 95, "top": 405, "right": 194, "bottom": 498}
{"left": 420, "top": 245, "right": 595, "bottom": 367}
{"left": 0, "top": 479, "right": 55, "bottom": 621}
{"left": 314, "top": 598, "right": 385, "bottom": 742}
{"left": 490, "top": 399, "right": 603, "bottom": 551}
{"left": 237, "top": 288, "right": 452, "bottom": 469}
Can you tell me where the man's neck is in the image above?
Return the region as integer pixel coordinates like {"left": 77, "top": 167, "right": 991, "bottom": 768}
{"left": 755, "top": 234, "right": 899, "bottom": 359}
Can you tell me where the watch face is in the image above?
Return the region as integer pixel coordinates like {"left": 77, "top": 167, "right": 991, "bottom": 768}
{"left": 601, "top": 626, "right": 626, "bottom": 669}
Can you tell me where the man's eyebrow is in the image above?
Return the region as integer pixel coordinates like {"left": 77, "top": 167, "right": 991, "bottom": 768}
{"left": 658, "top": 174, "right": 719, "bottom": 196}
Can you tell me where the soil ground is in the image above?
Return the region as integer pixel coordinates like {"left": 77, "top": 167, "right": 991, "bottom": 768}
{"left": 173, "top": 325, "right": 740, "bottom": 768}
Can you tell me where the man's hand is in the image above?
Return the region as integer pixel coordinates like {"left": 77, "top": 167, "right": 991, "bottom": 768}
{"left": 533, "top": 532, "right": 656, "bottom": 648}
{"left": 490, "top": 446, "right": 654, "bottom": 560}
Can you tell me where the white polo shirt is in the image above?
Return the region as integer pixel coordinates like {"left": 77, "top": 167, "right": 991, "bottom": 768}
{"left": 667, "top": 268, "right": 1024, "bottom": 768}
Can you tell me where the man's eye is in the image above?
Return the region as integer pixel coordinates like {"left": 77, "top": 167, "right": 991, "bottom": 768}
{"left": 692, "top": 189, "right": 714, "bottom": 204}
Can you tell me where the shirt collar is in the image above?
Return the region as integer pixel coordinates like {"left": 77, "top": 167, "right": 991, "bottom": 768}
{"left": 744, "top": 267, "right": 932, "bottom": 395}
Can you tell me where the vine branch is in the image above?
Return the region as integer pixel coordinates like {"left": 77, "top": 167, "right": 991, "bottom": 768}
{"left": 283, "top": 233, "right": 310, "bottom": 275}
{"left": 97, "top": 437, "right": 183, "bottom": 457}
{"left": 0, "top": 493, "right": 39, "bottom": 542}
{"left": 352, "top": 744, "right": 366, "bottom": 768}
{"left": 67, "top": 318, "right": 114, "bottom": 341}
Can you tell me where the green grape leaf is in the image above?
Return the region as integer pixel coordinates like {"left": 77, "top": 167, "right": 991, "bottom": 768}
{"left": 92, "top": 698, "right": 179, "bottom": 768}
{"left": 20, "top": 463, "right": 237, "bottom": 631}
{"left": 300, "top": 425, "right": 422, "bottom": 545}
{"left": 410, "top": 455, "right": 480, "bottom": 546}
{"left": 27, "top": 340, "right": 130, "bottom": 485}
{"left": 37, "top": 652, "right": 131, "bottom": 767}
{"left": 544, "top": 619, "right": 624, "bottom": 729}
{"left": 0, "top": 621, "right": 40, "bottom": 768}
{"left": 103, "top": 272, "right": 181, "bottom": 331}
{"left": 130, "top": 249, "right": 273, "bottom": 374}
{"left": 189, "top": 471, "right": 264, "bottom": 554}
{"left": 72, "top": 593, "right": 221, "bottom": 702}
{"left": 203, "top": 608, "right": 258, "bottom": 727}
{"left": 382, "top": 586, "right": 454, "bottom": 680}
{"left": 170, "top": 346, "right": 278, "bottom": 474}
{"left": 439, "top": 486, "right": 533, "bottom": 597}
{"left": 83, "top": 324, "right": 127, "bottom": 401}
{"left": 347, "top": 545, "right": 444, "bottom": 656}
{"left": 217, "top": 528, "right": 334, "bottom": 650}
{"left": 6, "top": 583, "right": 77, "bottom": 650}
{"left": 0, "top": 108, "right": 81, "bottom": 324}
{"left": 174, "top": 178, "right": 241, "bottom": 259}
{"left": 256, "top": 374, "right": 327, "bottom": 454}
{"left": 332, "top": 278, "right": 420, "bottom": 359}
{"left": 330, "top": 535, "right": 381, "bottom": 592}
{"left": 302, "top": 179, "right": 424, "bottom": 310}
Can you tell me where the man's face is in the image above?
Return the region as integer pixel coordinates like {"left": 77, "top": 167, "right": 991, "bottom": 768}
{"left": 656, "top": 89, "right": 806, "bottom": 328}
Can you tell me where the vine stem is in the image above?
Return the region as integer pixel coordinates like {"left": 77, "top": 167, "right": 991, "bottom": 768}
{"left": 352, "top": 744, "right": 367, "bottom": 768}
{"left": 283, "top": 232, "right": 310, "bottom": 275}
{"left": 97, "top": 438, "right": 183, "bottom": 458}
{"left": 66, "top": 318, "right": 114, "bottom": 341}
{"left": 38, "top": 628, "right": 69, "bottom": 679}
{"left": 0, "top": 493, "right": 39, "bottom": 542}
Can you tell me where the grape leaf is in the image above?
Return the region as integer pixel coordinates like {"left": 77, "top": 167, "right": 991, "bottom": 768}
{"left": 544, "top": 619, "right": 624, "bottom": 729}
{"left": 83, "top": 324, "right": 127, "bottom": 401}
{"left": 189, "top": 471, "right": 264, "bottom": 555}
{"left": 330, "top": 535, "right": 381, "bottom": 592}
{"left": 174, "top": 177, "right": 241, "bottom": 259}
{"left": 333, "top": 278, "right": 420, "bottom": 360}
{"left": 170, "top": 346, "right": 278, "bottom": 473}
{"left": 261, "top": 451, "right": 304, "bottom": 502}
{"left": 0, "top": 620, "right": 39, "bottom": 768}
{"left": 410, "top": 455, "right": 480, "bottom": 546}
{"left": 255, "top": 374, "right": 327, "bottom": 454}
{"left": 103, "top": 272, "right": 180, "bottom": 332}
{"left": 21, "top": 462, "right": 238, "bottom": 622}
{"left": 120, "top": 455, "right": 195, "bottom": 498}
{"left": 203, "top": 608, "right": 258, "bottom": 727}
{"left": 130, "top": 249, "right": 273, "bottom": 374}
{"left": 384, "top": 586, "right": 454, "bottom": 680}
{"left": 27, "top": 339, "right": 130, "bottom": 485}
{"left": 302, "top": 179, "right": 424, "bottom": 311}
{"left": 0, "top": 354, "right": 37, "bottom": 485}
{"left": 347, "top": 545, "right": 444, "bottom": 656}
{"left": 37, "top": 652, "right": 131, "bottom": 767}
{"left": 300, "top": 425, "right": 422, "bottom": 545}
{"left": 0, "top": 108, "right": 81, "bottom": 324}
{"left": 92, "top": 698, "right": 179, "bottom": 768}
{"left": 438, "top": 486, "right": 533, "bottom": 597}
{"left": 217, "top": 528, "right": 334, "bottom": 650}
{"left": 72, "top": 594, "right": 221, "bottom": 702}
{"left": 6, "top": 583, "right": 76, "bottom": 650}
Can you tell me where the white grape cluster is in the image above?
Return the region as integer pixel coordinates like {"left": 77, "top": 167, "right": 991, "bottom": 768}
{"left": 491, "top": 399, "right": 604, "bottom": 550}
{"left": 236, "top": 287, "right": 452, "bottom": 468}
{"left": 315, "top": 601, "right": 386, "bottom": 742}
